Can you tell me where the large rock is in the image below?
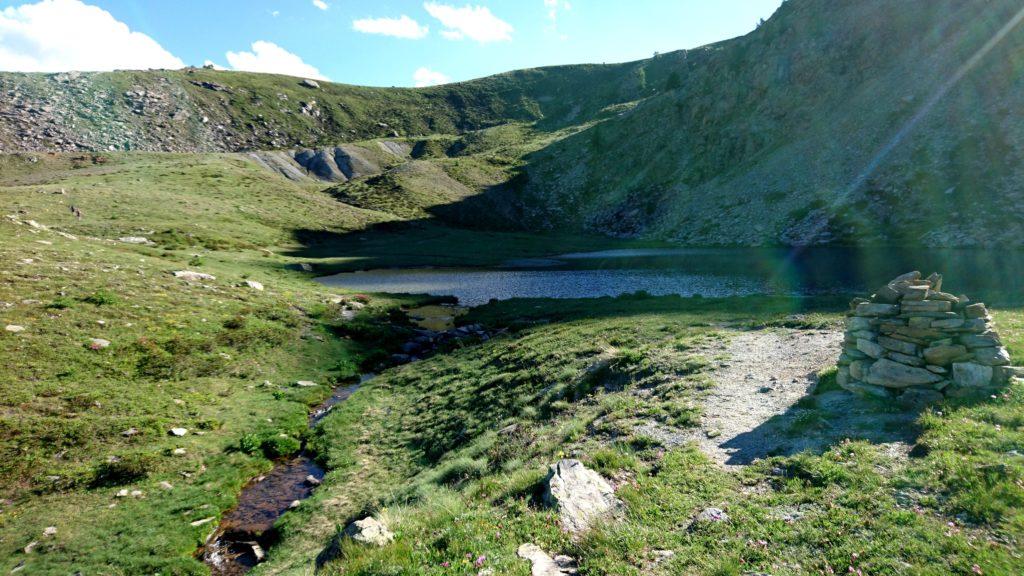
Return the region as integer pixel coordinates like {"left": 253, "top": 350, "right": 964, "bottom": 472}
{"left": 960, "top": 333, "right": 1001, "bottom": 349}
{"left": 964, "top": 303, "right": 989, "bottom": 319}
{"left": 517, "top": 544, "right": 578, "bottom": 575}
{"left": 544, "top": 459, "right": 622, "bottom": 534}
{"left": 865, "top": 359, "right": 943, "bottom": 388}
{"left": 173, "top": 270, "right": 215, "bottom": 281}
{"left": 343, "top": 517, "right": 394, "bottom": 546}
{"left": 840, "top": 380, "right": 891, "bottom": 398}
{"left": 952, "top": 362, "right": 993, "bottom": 388}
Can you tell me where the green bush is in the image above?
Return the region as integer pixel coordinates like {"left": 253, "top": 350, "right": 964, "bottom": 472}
{"left": 81, "top": 290, "right": 118, "bottom": 306}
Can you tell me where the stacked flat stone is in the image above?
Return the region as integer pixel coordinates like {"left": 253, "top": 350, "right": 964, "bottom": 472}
{"left": 837, "top": 271, "right": 1021, "bottom": 406}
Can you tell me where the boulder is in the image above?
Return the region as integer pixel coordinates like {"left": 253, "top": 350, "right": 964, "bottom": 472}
{"left": 974, "top": 347, "right": 1011, "bottom": 366}
{"left": 544, "top": 459, "right": 622, "bottom": 534}
{"left": 517, "top": 543, "right": 578, "bottom": 576}
{"left": 872, "top": 284, "right": 901, "bottom": 304}
{"left": 952, "top": 362, "right": 993, "bottom": 388}
{"left": 301, "top": 79, "right": 321, "bottom": 89}
{"left": 891, "top": 271, "right": 922, "bottom": 283}
{"left": 922, "top": 344, "right": 967, "bottom": 366}
{"left": 343, "top": 517, "right": 394, "bottom": 546}
{"left": 898, "top": 285, "right": 930, "bottom": 301}
{"left": 865, "top": 359, "right": 943, "bottom": 388}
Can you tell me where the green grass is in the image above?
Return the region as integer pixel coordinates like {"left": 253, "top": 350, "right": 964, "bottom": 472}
{"left": 250, "top": 296, "right": 1024, "bottom": 576}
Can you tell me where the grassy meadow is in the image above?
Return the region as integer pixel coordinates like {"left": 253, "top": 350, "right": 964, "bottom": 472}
{"left": 0, "top": 150, "right": 1022, "bottom": 576}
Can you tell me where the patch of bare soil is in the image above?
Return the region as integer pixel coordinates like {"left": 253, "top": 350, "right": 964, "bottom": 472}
{"left": 693, "top": 328, "right": 919, "bottom": 467}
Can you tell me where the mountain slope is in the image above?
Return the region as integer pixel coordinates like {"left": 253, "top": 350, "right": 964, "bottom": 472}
{"left": 2, "top": 0, "right": 1024, "bottom": 248}
{"left": 514, "top": 0, "right": 1024, "bottom": 246}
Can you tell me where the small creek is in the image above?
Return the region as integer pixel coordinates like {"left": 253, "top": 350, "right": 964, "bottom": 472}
{"left": 202, "top": 379, "right": 366, "bottom": 575}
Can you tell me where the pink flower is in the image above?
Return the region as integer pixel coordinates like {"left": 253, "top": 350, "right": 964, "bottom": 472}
{"left": 440, "top": 561, "right": 450, "bottom": 568}
{"left": 475, "top": 555, "right": 486, "bottom": 567}
{"left": 973, "top": 565, "right": 983, "bottom": 575}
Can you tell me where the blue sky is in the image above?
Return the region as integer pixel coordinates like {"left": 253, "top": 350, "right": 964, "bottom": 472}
{"left": 0, "top": 0, "right": 784, "bottom": 87}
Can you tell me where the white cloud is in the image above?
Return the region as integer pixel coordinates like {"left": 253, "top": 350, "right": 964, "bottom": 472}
{"left": 0, "top": 0, "right": 183, "bottom": 72}
{"left": 413, "top": 66, "right": 450, "bottom": 87}
{"left": 353, "top": 15, "right": 428, "bottom": 39}
{"left": 225, "top": 41, "right": 327, "bottom": 80}
{"left": 423, "top": 2, "right": 512, "bottom": 43}
{"left": 270, "top": 10, "right": 280, "bottom": 17}
{"left": 312, "top": 0, "right": 329, "bottom": 10}
{"left": 544, "top": 0, "right": 571, "bottom": 22}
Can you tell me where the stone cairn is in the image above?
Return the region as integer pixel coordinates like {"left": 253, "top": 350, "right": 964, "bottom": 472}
{"left": 837, "top": 271, "right": 1020, "bottom": 406}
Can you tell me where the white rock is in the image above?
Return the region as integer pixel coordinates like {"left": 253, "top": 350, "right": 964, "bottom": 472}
{"left": 5, "top": 325, "right": 25, "bottom": 333}
{"left": 517, "top": 543, "right": 578, "bottom": 575}
{"left": 173, "top": 270, "right": 216, "bottom": 281}
{"left": 169, "top": 427, "right": 188, "bottom": 437}
{"left": 342, "top": 517, "right": 394, "bottom": 546}
{"left": 43, "top": 526, "right": 56, "bottom": 537}
{"left": 244, "top": 280, "right": 264, "bottom": 291}
{"left": 115, "top": 489, "right": 129, "bottom": 498}
{"left": 159, "top": 481, "right": 174, "bottom": 490}
{"left": 172, "top": 448, "right": 187, "bottom": 456}
{"left": 295, "top": 380, "right": 317, "bottom": 387}
{"left": 305, "top": 474, "right": 321, "bottom": 486}
{"left": 544, "top": 459, "right": 623, "bottom": 535}
{"left": 118, "top": 237, "right": 152, "bottom": 245}
{"left": 190, "top": 517, "right": 214, "bottom": 527}
{"left": 89, "top": 338, "right": 111, "bottom": 350}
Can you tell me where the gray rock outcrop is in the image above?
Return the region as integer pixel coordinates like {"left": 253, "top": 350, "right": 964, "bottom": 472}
{"left": 517, "top": 543, "right": 578, "bottom": 576}
{"left": 837, "top": 271, "right": 1021, "bottom": 403}
{"left": 544, "top": 459, "right": 623, "bottom": 535}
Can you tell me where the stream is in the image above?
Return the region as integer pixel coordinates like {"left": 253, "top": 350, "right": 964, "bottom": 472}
{"left": 202, "top": 380, "right": 365, "bottom": 575}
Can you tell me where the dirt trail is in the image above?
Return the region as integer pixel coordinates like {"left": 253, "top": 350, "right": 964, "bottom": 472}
{"left": 693, "top": 328, "right": 917, "bottom": 467}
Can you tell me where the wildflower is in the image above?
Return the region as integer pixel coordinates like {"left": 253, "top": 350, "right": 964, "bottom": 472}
{"left": 475, "top": 555, "right": 487, "bottom": 567}
{"left": 972, "top": 565, "right": 983, "bottom": 575}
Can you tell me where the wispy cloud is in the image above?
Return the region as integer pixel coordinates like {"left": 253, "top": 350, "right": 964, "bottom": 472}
{"left": 225, "top": 41, "right": 327, "bottom": 80}
{"left": 544, "top": 0, "right": 571, "bottom": 22}
{"left": 0, "top": 0, "right": 183, "bottom": 72}
{"left": 353, "top": 15, "right": 429, "bottom": 39}
{"left": 423, "top": 2, "right": 512, "bottom": 43}
{"left": 312, "top": 0, "right": 329, "bottom": 10}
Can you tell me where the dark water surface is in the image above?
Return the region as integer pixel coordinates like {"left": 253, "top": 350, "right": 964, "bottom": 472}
{"left": 318, "top": 247, "right": 1024, "bottom": 306}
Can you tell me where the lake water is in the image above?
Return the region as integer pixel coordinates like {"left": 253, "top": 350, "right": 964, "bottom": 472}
{"left": 317, "top": 247, "right": 1024, "bottom": 306}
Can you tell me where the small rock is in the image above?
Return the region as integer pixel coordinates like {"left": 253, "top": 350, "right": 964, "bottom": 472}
{"left": 295, "top": 380, "right": 317, "bottom": 387}
{"left": 23, "top": 541, "right": 38, "bottom": 554}
{"left": 89, "top": 338, "right": 111, "bottom": 350}
{"left": 301, "top": 79, "right": 320, "bottom": 88}
{"left": 305, "top": 474, "right": 321, "bottom": 486}
{"left": 130, "top": 490, "right": 144, "bottom": 498}
{"left": 169, "top": 427, "right": 188, "bottom": 437}
{"left": 693, "top": 507, "right": 729, "bottom": 524}
{"left": 159, "top": 481, "right": 174, "bottom": 490}
{"left": 289, "top": 499, "right": 301, "bottom": 509}
{"left": 343, "top": 517, "right": 394, "bottom": 546}
{"left": 190, "top": 517, "right": 214, "bottom": 527}
{"left": 118, "top": 236, "right": 151, "bottom": 245}
{"left": 121, "top": 427, "right": 139, "bottom": 437}
{"left": 244, "top": 280, "right": 264, "bottom": 291}
{"left": 115, "top": 489, "right": 129, "bottom": 498}
{"left": 4, "top": 325, "right": 25, "bottom": 333}
{"left": 42, "top": 526, "right": 56, "bottom": 537}
{"left": 172, "top": 448, "right": 187, "bottom": 455}
{"left": 517, "top": 543, "right": 578, "bottom": 575}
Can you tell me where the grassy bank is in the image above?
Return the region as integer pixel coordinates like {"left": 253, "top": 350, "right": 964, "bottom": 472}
{"left": 254, "top": 295, "right": 1024, "bottom": 575}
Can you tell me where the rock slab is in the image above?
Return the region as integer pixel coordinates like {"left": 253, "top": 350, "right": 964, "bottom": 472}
{"left": 544, "top": 459, "right": 622, "bottom": 535}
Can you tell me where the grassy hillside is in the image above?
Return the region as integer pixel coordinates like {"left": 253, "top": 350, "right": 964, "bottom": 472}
{"left": 249, "top": 296, "right": 1024, "bottom": 575}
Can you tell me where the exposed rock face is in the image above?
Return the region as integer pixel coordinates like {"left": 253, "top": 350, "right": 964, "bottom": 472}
{"left": 516, "top": 544, "right": 578, "bottom": 576}
{"left": 343, "top": 517, "right": 394, "bottom": 547}
{"left": 544, "top": 459, "right": 623, "bottom": 535}
{"left": 837, "top": 271, "right": 1021, "bottom": 403}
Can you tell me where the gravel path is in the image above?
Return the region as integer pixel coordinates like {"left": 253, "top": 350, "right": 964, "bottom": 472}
{"left": 693, "top": 329, "right": 842, "bottom": 466}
